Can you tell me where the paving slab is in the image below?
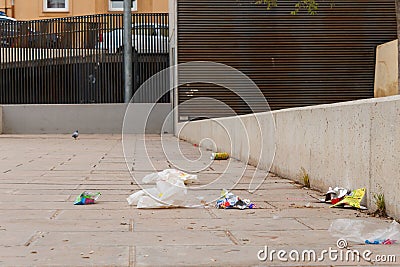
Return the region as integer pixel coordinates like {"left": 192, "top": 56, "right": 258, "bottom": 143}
{"left": 0, "top": 245, "right": 130, "bottom": 267}
{"left": 134, "top": 245, "right": 374, "bottom": 267}
{"left": 34, "top": 230, "right": 233, "bottom": 247}
{"left": 133, "top": 217, "right": 308, "bottom": 232}
{"left": 0, "top": 134, "right": 398, "bottom": 266}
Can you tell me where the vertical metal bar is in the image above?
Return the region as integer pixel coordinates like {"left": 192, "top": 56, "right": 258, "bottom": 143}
{"left": 124, "top": 0, "right": 133, "bottom": 103}
{"left": 31, "top": 18, "right": 36, "bottom": 111}
{"left": 111, "top": 14, "right": 114, "bottom": 102}
{"left": 22, "top": 21, "right": 27, "bottom": 104}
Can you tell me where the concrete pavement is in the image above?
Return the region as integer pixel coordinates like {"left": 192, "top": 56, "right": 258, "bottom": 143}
{"left": 0, "top": 134, "right": 398, "bottom": 266}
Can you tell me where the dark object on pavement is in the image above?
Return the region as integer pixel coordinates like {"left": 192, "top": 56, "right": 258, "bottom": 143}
{"left": 72, "top": 130, "right": 79, "bottom": 140}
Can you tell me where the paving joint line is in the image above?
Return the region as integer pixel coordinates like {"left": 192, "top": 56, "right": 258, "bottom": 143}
{"left": 24, "top": 231, "right": 46, "bottom": 247}
{"left": 264, "top": 201, "right": 278, "bottom": 209}
{"left": 129, "top": 246, "right": 135, "bottom": 267}
{"left": 49, "top": 209, "right": 62, "bottom": 220}
{"left": 205, "top": 208, "right": 218, "bottom": 218}
{"left": 294, "top": 218, "right": 314, "bottom": 230}
{"left": 224, "top": 230, "right": 241, "bottom": 245}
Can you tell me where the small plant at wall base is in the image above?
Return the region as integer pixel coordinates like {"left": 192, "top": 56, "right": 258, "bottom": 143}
{"left": 300, "top": 167, "right": 310, "bottom": 188}
{"left": 373, "top": 193, "right": 386, "bottom": 217}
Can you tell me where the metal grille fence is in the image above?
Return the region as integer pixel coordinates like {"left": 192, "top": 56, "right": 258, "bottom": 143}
{"left": 0, "top": 13, "right": 169, "bottom": 104}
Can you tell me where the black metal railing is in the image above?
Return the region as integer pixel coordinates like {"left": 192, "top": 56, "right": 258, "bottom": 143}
{"left": 0, "top": 13, "right": 169, "bottom": 104}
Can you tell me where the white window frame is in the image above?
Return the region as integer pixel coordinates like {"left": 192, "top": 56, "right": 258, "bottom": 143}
{"left": 109, "top": 0, "right": 137, "bottom": 12}
{"left": 43, "top": 0, "right": 69, "bottom": 12}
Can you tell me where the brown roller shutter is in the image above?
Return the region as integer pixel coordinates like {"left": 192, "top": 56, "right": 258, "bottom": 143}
{"left": 177, "top": 0, "right": 397, "bottom": 120}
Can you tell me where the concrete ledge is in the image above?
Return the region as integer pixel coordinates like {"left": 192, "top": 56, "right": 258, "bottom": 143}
{"left": 2, "top": 103, "right": 172, "bottom": 134}
{"left": 177, "top": 96, "right": 400, "bottom": 219}
{"left": 374, "top": 39, "right": 398, "bottom": 97}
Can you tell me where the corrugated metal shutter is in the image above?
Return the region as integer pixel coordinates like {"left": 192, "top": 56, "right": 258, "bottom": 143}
{"left": 177, "top": 0, "right": 397, "bottom": 120}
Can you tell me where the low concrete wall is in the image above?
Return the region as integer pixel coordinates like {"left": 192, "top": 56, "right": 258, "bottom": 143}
{"left": 2, "top": 103, "right": 172, "bottom": 134}
{"left": 177, "top": 96, "right": 400, "bottom": 219}
{"left": 374, "top": 39, "right": 398, "bottom": 97}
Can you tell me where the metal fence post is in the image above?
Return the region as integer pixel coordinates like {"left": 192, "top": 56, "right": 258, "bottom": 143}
{"left": 123, "top": 0, "right": 132, "bottom": 103}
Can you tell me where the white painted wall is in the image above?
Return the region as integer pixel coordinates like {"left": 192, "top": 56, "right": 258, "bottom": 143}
{"left": 177, "top": 96, "right": 400, "bottom": 219}
{"left": 1, "top": 103, "right": 172, "bottom": 134}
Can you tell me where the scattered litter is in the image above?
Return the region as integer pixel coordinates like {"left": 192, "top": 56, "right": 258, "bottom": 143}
{"left": 329, "top": 219, "right": 400, "bottom": 244}
{"left": 211, "top": 152, "right": 229, "bottom": 160}
{"left": 127, "top": 190, "right": 146, "bottom": 206}
{"left": 216, "top": 189, "right": 255, "bottom": 210}
{"left": 365, "top": 239, "right": 396, "bottom": 245}
{"left": 320, "top": 187, "right": 349, "bottom": 204}
{"left": 88, "top": 251, "right": 94, "bottom": 254}
{"left": 142, "top": 169, "right": 198, "bottom": 185}
{"left": 321, "top": 186, "right": 367, "bottom": 209}
{"left": 74, "top": 191, "right": 101, "bottom": 205}
{"left": 127, "top": 169, "right": 201, "bottom": 208}
{"left": 305, "top": 202, "right": 312, "bottom": 208}
{"left": 330, "top": 188, "right": 367, "bottom": 210}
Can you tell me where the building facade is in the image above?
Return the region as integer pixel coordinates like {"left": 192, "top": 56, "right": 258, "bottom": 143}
{"left": 170, "top": 0, "right": 397, "bottom": 120}
{"left": 0, "top": 0, "right": 168, "bottom": 20}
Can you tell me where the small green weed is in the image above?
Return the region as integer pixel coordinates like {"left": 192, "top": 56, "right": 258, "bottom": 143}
{"left": 300, "top": 167, "right": 310, "bottom": 188}
{"left": 373, "top": 193, "right": 386, "bottom": 217}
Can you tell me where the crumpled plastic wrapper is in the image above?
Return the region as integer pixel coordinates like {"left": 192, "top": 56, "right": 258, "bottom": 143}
{"left": 74, "top": 191, "right": 101, "bottom": 205}
{"left": 216, "top": 189, "right": 255, "bottom": 210}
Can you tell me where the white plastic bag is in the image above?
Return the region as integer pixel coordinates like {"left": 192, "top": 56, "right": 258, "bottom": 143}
{"left": 127, "top": 170, "right": 191, "bottom": 208}
{"left": 126, "top": 190, "right": 145, "bottom": 206}
{"left": 142, "top": 169, "right": 197, "bottom": 185}
{"left": 137, "top": 196, "right": 165, "bottom": 209}
{"left": 329, "top": 219, "right": 400, "bottom": 243}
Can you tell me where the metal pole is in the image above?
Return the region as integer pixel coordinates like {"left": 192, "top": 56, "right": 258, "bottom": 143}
{"left": 124, "top": 0, "right": 133, "bottom": 103}
{"left": 11, "top": 0, "right": 15, "bottom": 18}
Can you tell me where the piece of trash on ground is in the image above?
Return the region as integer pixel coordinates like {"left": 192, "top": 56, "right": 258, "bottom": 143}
{"left": 321, "top": 186, "right": 367, "bottom": 209}
{"left": 211, "top": 152, "right": 229, "bottom": 160}
{"left": 127, "top": 169, "right": 201, "bottom": 209}
{"left": 216, "top": 189, "right": 255, "bottom": 210}
{"left": 330, "top": 188, "right": 367, "bottom": 210}
{"left": 365, "top": 239, "right": 396, "bottom": 245}
{"left": 329, "top": 219, "right": 400, "bottom": 244}
{"left": 142, "top": 169, "right": 198, "bottom": 185}
{"left": 74, "top": 191, "right": 101, "bottom": 205}
{"left": 320, "top": 186, "right": 349, "bottom": 204}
